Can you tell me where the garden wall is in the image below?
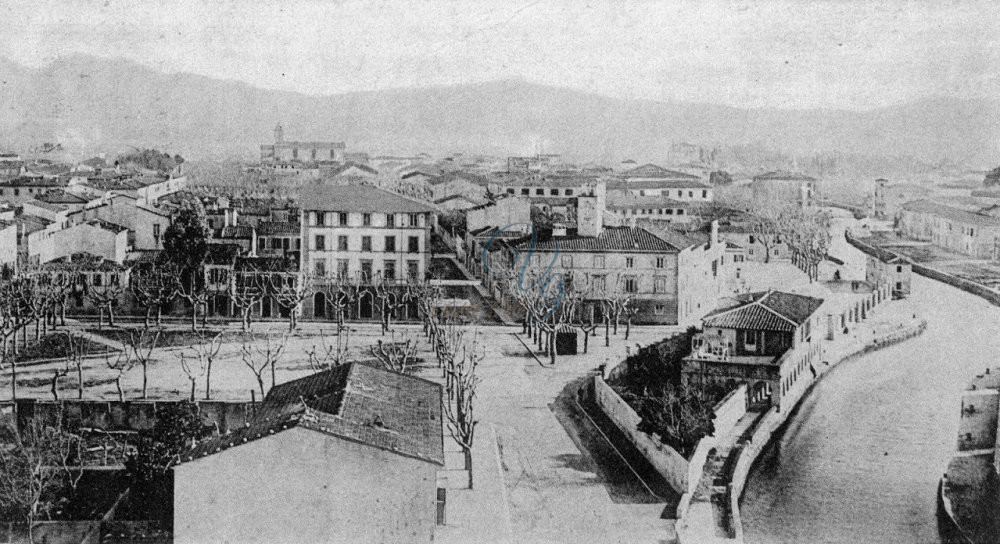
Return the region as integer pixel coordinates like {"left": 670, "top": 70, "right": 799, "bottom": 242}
{"left": 4, "top": 399, "right": 256, "bottom": 434}
{"left": 593, "top": 376, "right": 690, "bottom": 493}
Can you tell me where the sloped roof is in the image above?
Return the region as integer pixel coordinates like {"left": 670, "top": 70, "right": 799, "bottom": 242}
{"left": 901, "top": 199, "right": 1000, "bottom": 228}
{"left": 703, "top": 290, "right": 824, "bottom": 331}
{"left": 37, "top": 190, "right": 89, "bottom": 204}
{"left": 510, "top": 225, "right": 682, "bottom": 253}
{"left": 606, "top": 192, "right": 691, "bottom": 209}
{"left": 621, "top": 163, "right": 701, "bottom": 180}
{"left": 179, "top": 363, "right": 444, "bottom": 466}
{"left": 299, "top": 184, "right": 436, "bottom": 214}
{"left": 257, "top": 221, "right": 300, "bottom": 236}
{"left": 752, "top": 171, "right": 817, "bottom": 182}
{"left": 616, "top": 179, "right": 711, "bottom": 190}
{"left": 219, "top": 225, "right": 255, "bottom": 239}
{"left": 324, "top": 162, "right": 378, "bottom": 177}
{"left": 206, "top": 243, "right": 243, "bottom": 264}
{"left": 428, "top": 172, "right": 490, "bottom": 187}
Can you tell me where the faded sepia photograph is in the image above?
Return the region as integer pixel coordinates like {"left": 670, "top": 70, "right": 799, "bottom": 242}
{"left": 0, "top": 1, "right": 997, "bottom": 543}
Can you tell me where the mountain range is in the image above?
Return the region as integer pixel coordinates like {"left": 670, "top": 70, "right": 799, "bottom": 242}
{"left": 0, "top": 54, "right": 997, "bottom": 167}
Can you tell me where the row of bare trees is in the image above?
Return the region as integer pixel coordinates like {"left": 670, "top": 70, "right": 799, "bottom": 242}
{"left": 743, "top": 200, "right": 833, "bottom": 281}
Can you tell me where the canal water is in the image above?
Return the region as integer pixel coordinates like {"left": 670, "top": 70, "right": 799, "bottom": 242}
{"left": 741, "top": 215, "right": 1000, "bottom": 543}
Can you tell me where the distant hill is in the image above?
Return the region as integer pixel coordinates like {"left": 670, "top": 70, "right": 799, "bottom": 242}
{"left": 0, "top": 54, "right": 997, "bottom": 166}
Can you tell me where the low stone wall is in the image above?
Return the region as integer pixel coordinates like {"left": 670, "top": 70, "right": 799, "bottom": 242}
{"left": 4, "top": 398, "right": 256, "bottom": 434}
{"left": 592, "top": 376, "right": 691, "bottom": 493}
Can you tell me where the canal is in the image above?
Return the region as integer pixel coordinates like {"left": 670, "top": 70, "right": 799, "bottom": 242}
{"left": 741, "top": 213, "right": 1000, "bottom": 543}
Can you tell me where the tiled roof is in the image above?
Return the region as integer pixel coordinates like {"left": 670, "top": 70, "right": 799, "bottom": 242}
{"left": 703, "top": 291, "right": 824, "bottom": 331}
{"left": 510, "top": 226, "right": 682, "bottom": 253}
{"left": 206, "top": 243, "right": 243, "bottom": 264}
{"left": 125, "top": 249, "right": 163, "bottom": 264}
{"left": 324, "top": 162, "right": 378, "bottom": 177}
{"left": 752, "top": 171, "right": 817, "bottom": 182}
{"left": 299, "top": 184, "right": 436, "bottom": 214}
{"left": 0, "top": 177, "right": 65, "bottom": 187}
{"left": 219, "top": 225, "right": 255, "bottom": 239}
{"left": 615, "top": 179, "right": 711, "bottom": 190}
{"left": 428, "top": 172, "right": 490, "bottom": 187}
{"left": 179, "top": 363, "right": 444, "bottom": 466}
{"left": 25, "top": 200, "right": 69, "bottom": 212}
{"left": 37, "top": 190, "right": 89, "bottom": 204}
{"left": 901, "top": 199, "right": 1000, "bottom": 228}
{"left": 638, "top": 221, "right": 709, "bottom": 249}
{"left": 257, "top": 221, "right": 300, "bottom": 236}
{"left": 621, "top": 164, "right": 701, "bottom": 180}
{"left": 38, "top": 253, "right": 124, "bottom": 272}
{"left": 13, "top": 214, "right": 52, "bottom": 233}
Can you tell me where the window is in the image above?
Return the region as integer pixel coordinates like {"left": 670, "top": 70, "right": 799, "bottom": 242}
{"left": 407, "top": 260, "right": 420, "bottom": 279}
{"left": 677, "top": 190, "right": 683, "bottom": 198}
{"left": 712, "top": 260, "right": 718, "bottom": 277}
{"left": 316, "top": 212, "right": 326, "bottom": 226}
{"left": 330, "top": 149, "right": 335, "bottom": 159}
{"left": 536, "top": 188, "right": 544, "bottom": 195}
{"left": 688, "top": 191, "right": 693, "bottom": 198}
{"left": 409, "top": 213, "right": 420, "bottom": 227}
{"left": 153, "top": 224, "right": 161, "bottom": 244}
{"left": 408, "top": 236, "right": 420, "bottom": 253}
{"left": 561, "top": 255, "right": 573, "bottom": 268}
{"left": 666, "top": 209, "right": 674, "bottom": 215}
{"left": 592, "top": 275, "right": 606, "bottom": 291}
{"left": 625, "top": 257, "right": 635, "bottom": 268}
{"left": 314, "top": 235, "right": 326, "bottom": 251}
{"left": 337, "top": 235, "right": 348, "bottom": 251}
{"left": 257, "top": 238, "right": 266, "bottom": 252}
{"left": 896, "top": 265, "right": 903, "bottom": 273}
{"left": 702, "top": 190, "right": 707, "bottom": 198}
{"left": 93, "top": 274, "right": 103, "bottom": 287}
{"left": 654, "top": 276, "right": 667, "bottom": 293}
{"left": 363, "top": 213, "right": 371, "bottom": 226}
{"left": 111, "top": 274, "right": 120, "bottom": 286}
{"left": 521, "top": 188, "right": 530, "bottom": 195}
{"left": 384, "top": 261, "right": 396, "bottom": 280}
{"left": 593, "top": 255, "right": 605, "bottom": 268}
{"left": 896, "top": 281, "right": 902, "bottom": 291}
{"left": 338, "top": 212, "right": 348, "bottom": 226}
{"left": 639, "top": 190, "right": 646, "bottom": 196}
{"left": 624, "top": 276, "right": 638, "bottom": 293}
{"left": 550, "top": 188, "right": 559, "bottom": 196}
{"left": 311, "top": 148, "right": 317, "bottom": 160}
{"left": 655, "top": 257, "right": 665, "bottom": 268}
{"left": 386, "top": 214, "right": 395, "bottom": 228}
{"left": 295, "top": 239, "right": 301, "bottom": 250}
{"left": 314, "top": 259, "right": 326, "bottom": 276}
{"left": 385, "top": 236, "right": 396, "bottom": 252}
{"left": 292, "top": 148, "right": 299, "bottom": 159}
{"left": 507, "top": 188, "right": 515, "bottom": 194}
{"left": 337, "top": 259, "right": 349, "bottom": 279}
{"left": 362, "top": 236, "right": 372, "bottom": 252}
{"left": 565, "top": 189, "right": 573, "bottom": 196}
{"left": 360, "top": 260, "right": 373, "bottom": 282}
{"left": 748, "top": 235, "right": 756, "bottom": 244}
{"left": 654, "top": 305, "right": 665, "bottom": 315}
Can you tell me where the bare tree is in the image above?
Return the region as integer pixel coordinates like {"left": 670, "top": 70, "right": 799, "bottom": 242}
{"left": 443, "top": 333, "right": 483, "bottom": 489}
{"left": 189, "top": 331, "right": 225, "bottom": 400}
{"left": 130, "top": 266, "right": 178, "bottom": 326}
{"left": 230, "top": 269, "right": 266, "bottom": 332}
{"left": 305, "top": 328, "right": 351, "bottom": 371}
{"left": 0, "top": 417, "right": 76, "bottom": 543}
{"left": 370, "top": 330, "right": 418, "bottom": 374}
{"left": 63, "top": 332, "right": 92, "bottom": 400}
{"left": 121, "top": 326, "right": 160, "bottom": 399}
{"left": 105, "top": 351, "right": 135, "bottom": 402}
{"left": 268, "top": 271, "right": 314, "bottom": 331}
{"left": 86, "top": 269, "right": 128, "bottom": 330}
{"left": 374, "top": 275, "right": 409, "bottom": 335}
{"left": 241, "top": 333, "right": 286, "bottom": 397}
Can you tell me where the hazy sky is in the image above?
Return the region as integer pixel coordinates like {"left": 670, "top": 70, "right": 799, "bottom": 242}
{"left": 1, "top": 0, "right": 998, "bottom": 110}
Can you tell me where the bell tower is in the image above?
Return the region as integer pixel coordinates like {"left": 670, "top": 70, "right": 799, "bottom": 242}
{"left": 274, "top": 123, "right": 284, "bottom": 143}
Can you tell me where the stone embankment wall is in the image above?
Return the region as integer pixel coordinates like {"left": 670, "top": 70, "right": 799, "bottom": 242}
{"left": 675, "top": 316, "right": 928, "bottom": 544}
{"left": 845, "top": 230, "right": 1000, "bottom": 306}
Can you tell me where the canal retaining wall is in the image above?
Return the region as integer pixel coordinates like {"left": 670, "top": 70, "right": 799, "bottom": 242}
{"left": 676, "top": 315, "right": 928, "bottom": 544}
{"left": 845, "top": 230, "right": 1000, "bottom": 306}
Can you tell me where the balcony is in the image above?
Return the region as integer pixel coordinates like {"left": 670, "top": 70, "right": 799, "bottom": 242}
{"left": 691, "top": 333, "right": 731, "bottom": 361}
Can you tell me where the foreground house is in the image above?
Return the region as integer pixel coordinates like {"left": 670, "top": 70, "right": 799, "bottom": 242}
{"left": 749, "top": 171, "right": 817, "bottom": 208}
{"left": 683, "top": 290, "right": 825, "bottom": 411}
{"left": 173, "top": 363, "right": 444, "bottom": 544}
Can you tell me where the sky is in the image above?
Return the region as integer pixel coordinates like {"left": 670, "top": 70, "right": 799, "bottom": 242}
{"left": 1, "top": 0, "right": 998, "bottom": 111}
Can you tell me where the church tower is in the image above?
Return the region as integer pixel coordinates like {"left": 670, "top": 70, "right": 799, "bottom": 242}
{"left": 274, "top": 123, "right": 284, "bottom": 143}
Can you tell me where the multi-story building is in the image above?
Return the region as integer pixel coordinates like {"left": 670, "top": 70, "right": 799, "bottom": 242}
{"left": 299, "top": 185, "right": 436, "bottom": 319}
{"left": 683, "top": 290, "right": 826, "bottom": 411}
{"left": 605, "top": 193, "right": 696, "bottom": 224}
{"left": 0, "top": 177, "right": 66, "bottom": 204}
{"left": 0, "top": 153, "right": 24, "bottom": 179}
{"left": 260, "top": 124, "right": 346, "bottom": 164}
{"left": 495, "top": 219, "right": 727, "bottom": 327}
{"left": 0, "top": 220, "right": 16, "bottom": 270}
{"left": 68, "top": 193, "right": 171, "bottom": 250}
{"left": 256, "top": 221, "right": 302, "bottom": 260}
{"left": 617, "top": 163, "right": 713, "bottom": 202}
{"left": 898, "top": 200, "right": 1000, "bottom": 259}
{"left": 866, "top": 253, "right": 912, "bottom": 298}
{"left": 749, "top": 171, "right": 817, "bottom": 208}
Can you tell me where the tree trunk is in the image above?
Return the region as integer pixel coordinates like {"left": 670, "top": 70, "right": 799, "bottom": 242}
{"left": 10, "top": 359, "right": 16, "bottom": 400}
{"left": 142, "top": 363, "right": 148, "bottom": 399}
{"left": 625, "top": 316, "right": 632, "bottom": 340}
{"left": 108, "top": 304, "right": 116, "bottom": 327}
{"left": 549, "top": 333, "right": 556, "bottom": 365}
{"left": 116, "top": 375, "right": 124, "bottom": 402}
{"left": 271, "top": 360, "right": 276, "bottom": 389}
{"left": 605, "top": 317, "right": 610, "bottom": 347}
{"left": 205, "top": 360, "right": 212, "bottom": 400}
{"left": 77, "top": 361, "right": 83, "bottom": 400}
{"left": 190, "top": 379, "right": 196, "bottom": 402}
{"left": 51, "top": 372, "right": 60, "bottom": 400}
{"left": 98, "top": 308, "right": 104, "bottom": 331}
{"left": 583, "top": 329, "right": 590, "bottom": 353}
